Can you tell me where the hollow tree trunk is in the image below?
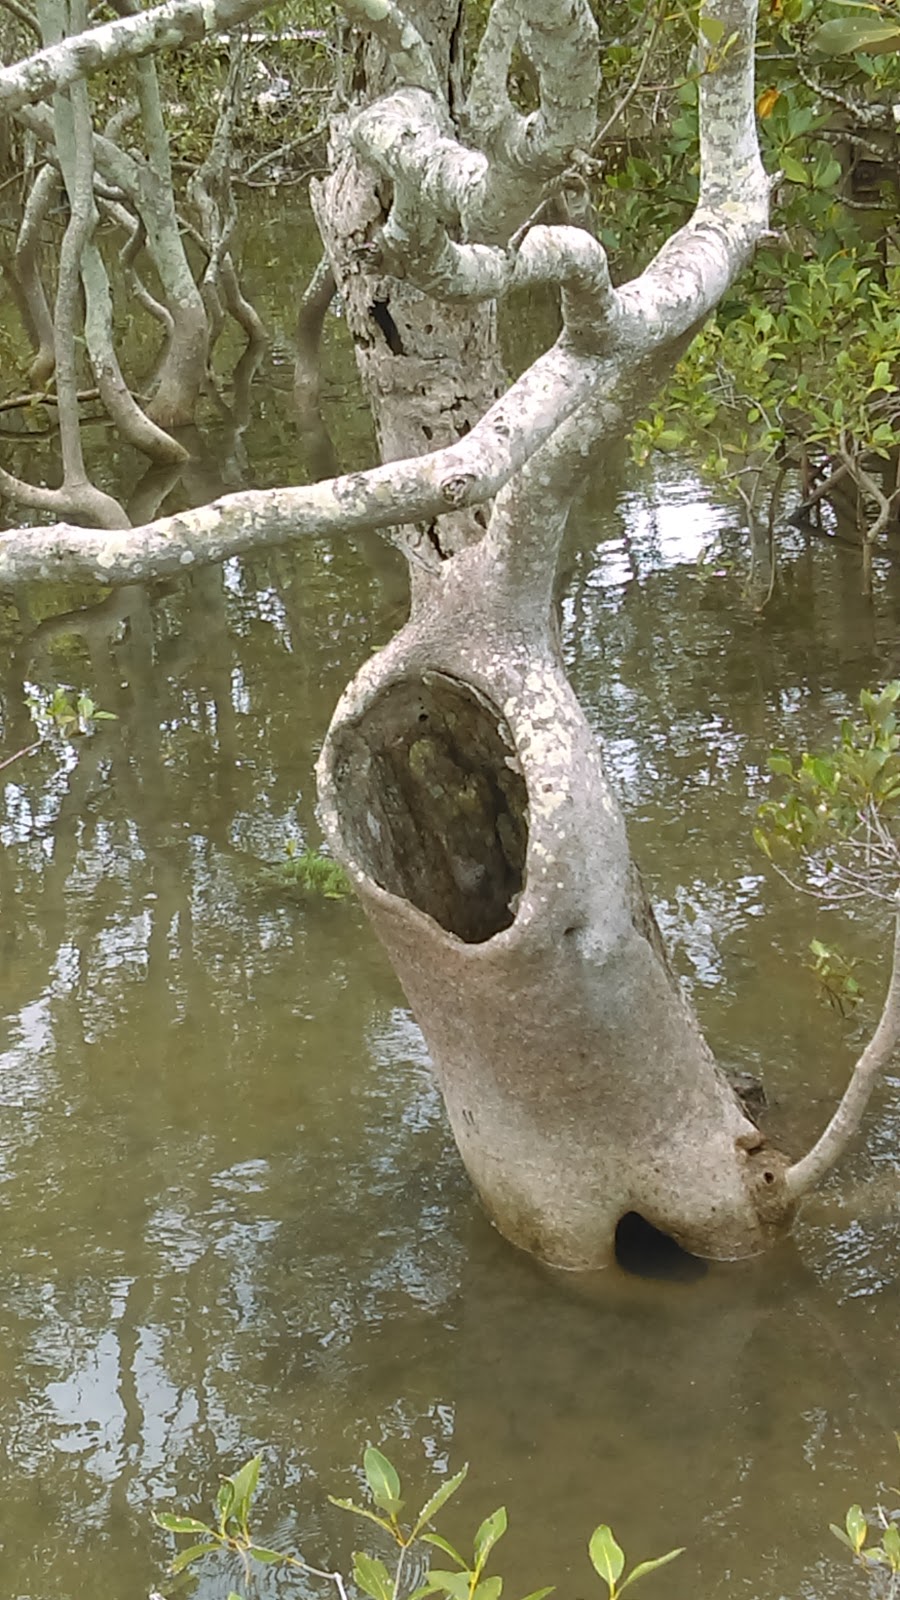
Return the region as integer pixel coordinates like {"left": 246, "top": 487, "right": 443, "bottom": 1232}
{"left": 318, "top": 511, "right": 793, "bottom": 1269}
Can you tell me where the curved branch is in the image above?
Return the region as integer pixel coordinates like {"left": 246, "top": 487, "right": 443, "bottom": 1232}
{"left": 466, "top": 0, "right": 519, "bottom": 145}
{"left": 786, "top": 899, "right": 900, "bottom": 1200}
{"left": 466, "top": 0, "right": 600, "bottom": 174}
{"left": 0, "top": 337, "right": 600, "bottom": 587}
{"left": 101, "top": 197, "right": 174, "bottom": 335}
{"left": 0, "top": 463, "right": 125, "bottom": 528}
{"left": 0, "top": 0, "right": 271, "bottom": 114}
{"left": 0, "top": 0, "right": 40, "bottom": 42}
{"left": 13, "top": 159, "right": 57, "bottom": 384}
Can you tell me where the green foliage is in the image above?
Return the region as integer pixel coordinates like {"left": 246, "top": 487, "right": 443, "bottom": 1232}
{"left": 154, "top": 1449, "right": 680, "bottom": 1600}
{"left": 806, "top": 937, "right": 863, "bottom": 1013}
{"left": 812, "top": 6, "right": 900, "bottom": 56}
{"left": 154, "top": 1453, "right": 303, "bottom": 1587}
{"left": 831, "top": 1438, "right": 900, "bottom": 1595}
{"left": 755, "top": 682, "right": 900, "bottom": 877}
{"left": 633, "top": 251, "right": 900, "bottom": 490}
{"left": 0, "top": 686, "right": 116, "bottom": 776}
{"left": 588, "top": 1526, "right": 683, "bottom": 1600}
{"left": 29, "top": 686, "right": 117, "bottom": 739}
{"left": 273, "top": 839, "right": 352, "bottom": 899}
{"left": 624, "top": 0, "right": 900, "bottom": 539}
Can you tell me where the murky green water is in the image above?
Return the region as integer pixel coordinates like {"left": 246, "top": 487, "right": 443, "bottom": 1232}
{"left": 2, "top": 206, "right": 900, "bottom": 1600}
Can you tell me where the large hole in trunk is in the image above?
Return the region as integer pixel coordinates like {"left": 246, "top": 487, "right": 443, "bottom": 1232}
{"left": 331, "top": 673, "right": 528, "bottom": 943}
{"left": 614, "top": 1212, "right": 707, "bottom": 1283}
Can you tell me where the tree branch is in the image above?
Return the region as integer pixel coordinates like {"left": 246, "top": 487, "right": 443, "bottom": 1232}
{"left": 338, "top": 0, "right": 443, "bottom": 97}
{"left": 466, "top": 0, "right": 600, "bottom": 175}
{"left": 0, "top": 0, "right": 40, "bottom": 42}
{"left": 0, "top": 338, "right": 600, "bottom": 586}
{"left": 0, "top": 0, "right": 272, "bottom": 114}
{"left": 786, "top": 897, "right": 900, "bottom": 1200}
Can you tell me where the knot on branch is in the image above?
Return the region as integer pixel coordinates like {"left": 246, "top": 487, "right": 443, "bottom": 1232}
{"left": 440, "top": 474, "right": 473, "bottom": 507}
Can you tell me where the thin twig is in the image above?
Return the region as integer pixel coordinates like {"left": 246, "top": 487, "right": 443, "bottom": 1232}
{"left": 0, "top": 738, "right": 42, "bottom": 773}
{"left": 592, "top": 0, "right": 665, "bottom": 153}
{"left": 0, "top": 385, "right": 99, "bottom": 412}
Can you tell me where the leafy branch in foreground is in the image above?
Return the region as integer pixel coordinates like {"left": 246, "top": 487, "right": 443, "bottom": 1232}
{"left": 832, "top": 1437, "right": 900, "bottom": 1599}
{"left": 154, "top": 1453, "right": 350, "bottom": 1598}
{"left": 153, "top": 1446, "right": 683, "bottom": 1600}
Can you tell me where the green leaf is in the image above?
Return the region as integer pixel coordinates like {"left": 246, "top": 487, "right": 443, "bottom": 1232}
{"left": 618, "top": 1550, "right": 685, "bottom": 1593}
{"left": 154, "top": 1513, "right": 215, "bottom": 1535}
{"left": 518, "top": 1589, "right": 555, "bottom": 1600}
{"left": 328, "top": 1496, "right": 395, "bottom": 1536}
{"left": 228, "top": 1455, "right": 262, "bottom": 1526}
{"left": 423, "top": 1532, "right": 468, "bottom": 1566}
{"left": 846, "top": 1505, "right": 868, "bottom": 1553}
{"left": 353, "top": 1551, "right": 395, "bottom": 1600}
{"left": 699, "top": 14, "right": 725, "bottom": 43}
{"left": 767, "top": 752, "right": 794, "bottom": 777}
{"left": 411, "top": 1467, "right": 469, "bottom": 1540}
{"left": 364, "top": 1446, "right": 403, "bottom": 1513}
{"left": 170, "top": 1541, "right": 221, "bottom": 1574}
{"left": 780, "top": 153, "right": 809, "bottom": 186}
{"left": 473, "top": 1578, "right": 503, "bottom": 1600}
{"left": 249, "top": 1546, "right": 288, "bottom": 1564}
{"left": 217, "top": 1479, "right": 235, "bottom": 1526}
{"left": 428, "top": 1570, "right": 473, "bottom": 1600}
{"left": 812, "top": 14, "right": 900, "bottom": 51}
{"left": 589, "top": 1527, "right": 626, "bottom": 1593}
{"left": 882, "top": 1524, "right": 900, "bottom": 1569}
{"left": 475, "top": 1508, "right": 508, "bottom": 1567}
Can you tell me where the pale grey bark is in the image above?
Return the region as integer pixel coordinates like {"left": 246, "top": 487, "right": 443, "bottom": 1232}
{"left": 786, "top": 902, "right": 900, "bottom": 1200}
{"left": 13, "top": 161, "right": 57, "bottom": 386}
{"left": 294, "top": 254, "right": 338, "bottom": 478}
{"left": 466, "top": 0, "right": 599, "bottom": 173}
{"left": 9, "top": 2, "right": 213, "bottom": 426}
{"left": 0, "top": 338, "right": 598, "bottom": 583}
{"left": 188, "top": 36, "right": 266, "bottom": 347}
{"left": 0, "top": 1, "right": 128, "bottom": 527}
{"left": 14, "top": 94, "right": 208, "bottom": 424}
{"left": 113, "top": 0, "right": 209, "bottom": 427}
{"left": 341, "top": 0, "right": 444, "bottom": 97}
{"left": 102, "top": 198, "right": 175, "bottom": 337}
{"left": 59, "top": 65, "right": 189, "bottom": 463}
{"left": 0, "top": 0, "right": 271, "bottom": 114}
{"left": 315, "top": 0, "right": 795, "bottom": 1266}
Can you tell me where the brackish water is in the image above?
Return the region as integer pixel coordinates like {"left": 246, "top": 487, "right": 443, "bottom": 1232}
{"left": 1, "top": 208, "right": 900, "bottom": 1600}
